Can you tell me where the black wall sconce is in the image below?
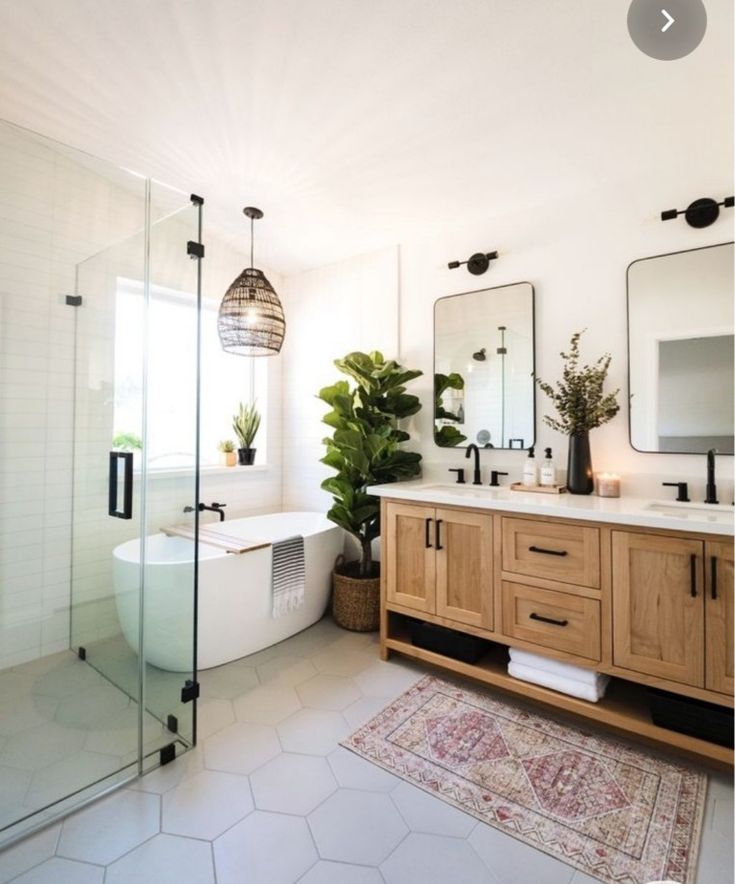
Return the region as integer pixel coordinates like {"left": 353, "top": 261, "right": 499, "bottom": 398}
{"left": 448, "top": 251, "right": 498, "bottom": 275}
{"left": 661, "top": 196, "right": 734, "bottom": 228}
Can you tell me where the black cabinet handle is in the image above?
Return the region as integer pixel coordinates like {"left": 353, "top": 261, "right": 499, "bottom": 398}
{"left": 529, "top": 612, "right": 568, "bottom": 627}
{"left": 109, "top": 451, "right": 133, "bottom": 520}
{"left": 528, "top": 545, "right": 568, "bottom": 557}
{"left": 711, "top": 556, "right": 718, "bottom": 601}
{"left": 425, "top": 517, "right": 433, "bottom": 549}
{"left": 436, "top": 519, "right": 443, "bottom": 550}
{"left": 690, "top": 553, "right": 697, "bottom": 598}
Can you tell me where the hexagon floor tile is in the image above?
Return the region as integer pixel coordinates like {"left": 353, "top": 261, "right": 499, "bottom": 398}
{"left": 299, "top": 861, "right": 384, "bottom": 884}
{"left": 277, "top": 708, "right": 350, "bottom": 756}
{"left": 162, "top": 769, "right": 254, "bottom": 839}
{"left": 7, "top": 857, "right": 103, "bottom": 884}
{"left": 251, "top": 753, "right": 337, "bottom": 815}
{"left": 57, "top": 789, "right": 160, "bottom": 865}
{"left": 381, "top": 832, "right": 495, "bottom": 884}
{"left": 308, "top": 789, "right": 408, "bottom": 865}
{"left": 204, "top": 721, "right": 281, "bottom": 774}
{"left": 233, "top": 684, "right": 302, "bottom": 724}
{"left": 106, "top": 833, "right": 215, "bottom": 884}
{"left": 296, "top": 673, "right": 362, "bottom": 710}
{"left": 214, "top": 811, "right": 317, "bottom": 884}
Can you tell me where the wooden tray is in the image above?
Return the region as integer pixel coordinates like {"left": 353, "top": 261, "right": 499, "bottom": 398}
{"left": 510, "top": 482, "right": 567, "bottom": 494}
{"left": 161, "top": 523, "right": 271, "bottom": 555}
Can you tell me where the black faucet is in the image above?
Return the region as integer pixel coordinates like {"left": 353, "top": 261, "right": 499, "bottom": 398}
{"left": 490, "top": 470, "right": 509, "bottom": 487}
{"left": 662, "top": 482, "right": 690, "bottom": 502}
{"left": 705, "top": 449, "right": 719, "bottom": 504}
{"left": 184, "top": 502, "right": 227, "bottom": 522}
{"left": 465, "top": 444, "right": 482, "bottom": 485}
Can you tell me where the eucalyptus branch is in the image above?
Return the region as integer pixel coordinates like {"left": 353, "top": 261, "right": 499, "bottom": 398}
{"left": 534, "top": 330, "right": 620, "bottom": 435}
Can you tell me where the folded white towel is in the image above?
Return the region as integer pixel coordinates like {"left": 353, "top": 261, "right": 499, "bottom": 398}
{"left": 508, "top": 661, "right": 610, "bottom": 703}
{"left": 509, "top": 647, "right": 605, "bottom": 688}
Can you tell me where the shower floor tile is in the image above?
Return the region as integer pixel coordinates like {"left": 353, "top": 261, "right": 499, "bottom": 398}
{"left": 1, "top": 618, "right": 732, "bottom": 884}
{"left": 0, "top": 648, "right": 175, "bottom": 835}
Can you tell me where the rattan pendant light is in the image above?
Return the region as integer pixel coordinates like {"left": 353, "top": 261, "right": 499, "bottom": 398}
{"left": 218, "top": 207, "right": 286, "bottom": 356}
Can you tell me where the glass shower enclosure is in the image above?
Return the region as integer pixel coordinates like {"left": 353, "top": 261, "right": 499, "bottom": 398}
{"left": 0, "top": 119, "right": 202, "bottom": 846}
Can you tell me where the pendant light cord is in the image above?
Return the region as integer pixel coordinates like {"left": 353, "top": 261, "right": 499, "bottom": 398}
{"left": 250, "top": 216, "right": 254, "bottom": 269}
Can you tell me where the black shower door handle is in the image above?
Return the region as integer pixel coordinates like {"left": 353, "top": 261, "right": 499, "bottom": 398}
{"left": 109, "top": 451, "right": 133, "bottom": 520}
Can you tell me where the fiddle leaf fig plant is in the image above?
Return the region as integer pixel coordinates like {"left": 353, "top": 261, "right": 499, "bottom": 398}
{"left": 433, "top": 372, "right": 467, "bottom": 447}
{"left": 319, "top": 351, "right": 423, "bottom": 578}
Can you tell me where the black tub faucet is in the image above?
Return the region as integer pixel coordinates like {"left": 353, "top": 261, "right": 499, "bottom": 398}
{"left": 184, "top": 502, "right": 227, "bottom": 522}
{"left": 465, "top": 444, "right": 482, "bottom": 485}
{"left": 705, "top": 449, "right": 719, "bottom": 504}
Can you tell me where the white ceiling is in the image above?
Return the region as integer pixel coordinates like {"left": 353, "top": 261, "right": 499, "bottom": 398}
{"left": 0, "top": 0, "right": 731, "bottom": 274}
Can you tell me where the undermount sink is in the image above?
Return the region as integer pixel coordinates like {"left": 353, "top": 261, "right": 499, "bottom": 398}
{"left": 646, "top": 501, "right": 734, "bottom": 523}
{"left": 419, "top": 484, "right": 510, "bottom": 498}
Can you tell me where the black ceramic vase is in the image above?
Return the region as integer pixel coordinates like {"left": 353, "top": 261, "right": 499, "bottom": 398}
{"left": 566, "top": 433, "right": 593, "bottom": 495}
{"left": 238, "top": 447, "right": 256, "bottom": 465}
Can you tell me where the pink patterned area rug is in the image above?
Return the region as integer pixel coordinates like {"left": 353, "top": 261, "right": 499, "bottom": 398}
{"left": 342, "top": 675, "right": 707, "bottom": 884}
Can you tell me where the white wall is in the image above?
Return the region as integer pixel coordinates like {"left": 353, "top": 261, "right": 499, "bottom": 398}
{"left": 281, "top": 185, "right": 734, "bottom": 517}
{"left": 280, "top": 246, "right": 399, "bottom": 513}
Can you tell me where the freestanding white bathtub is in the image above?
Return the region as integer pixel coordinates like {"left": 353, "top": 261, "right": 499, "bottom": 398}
{"left": 113, "top": 512, "right": 343, "bottom": 671}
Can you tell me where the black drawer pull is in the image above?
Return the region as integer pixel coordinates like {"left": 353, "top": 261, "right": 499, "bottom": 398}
{"left": 711, "top": 556, "right": 718, "bottom": 601}
{"left": 436, "top": 519, "right": 443, "bottom": 550}
{"left": 425, "top": 517, "right": 433, "bottom": 549}
{"left": 529, "top": 612, "right": 569, "bottom": 627}
{"left": 690, "top": 553, "right": 697, "bottom": 598}
{"left": 528, "top": 545, "right": 568, "bottom": 557}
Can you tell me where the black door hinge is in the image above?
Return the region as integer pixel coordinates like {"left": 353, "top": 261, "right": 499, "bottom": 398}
{"left": 160, "top": 743, "right": 176, "bottom": 766}
{"left": 187, "top": 240, "right": 204, "bottom": 259}
{"left": 65, "top": 295, "right": 83, "bottom": 307}
{"left": 167, "top": 714, "right": 179, "bottom": 734}
{"left": 77, "top": 646, "right": 86, "bottom": 660}
{"left": 181, "top": 679, "right": 200, "bottom": 703}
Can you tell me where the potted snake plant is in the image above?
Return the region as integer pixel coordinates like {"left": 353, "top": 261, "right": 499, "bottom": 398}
{"left": 233, "top": 401, "right": 261, "bottom": 465}
{"left": 319, "top": 351, "right": 422, "bottom": 631}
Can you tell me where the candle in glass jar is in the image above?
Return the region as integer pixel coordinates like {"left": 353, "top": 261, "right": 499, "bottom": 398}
{"left": 596, "top": 473, "right": 621, "bottom": 498}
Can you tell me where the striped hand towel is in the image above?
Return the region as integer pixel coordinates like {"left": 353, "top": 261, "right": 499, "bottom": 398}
{"left": 271, "top": 535, "right": 305, "bottom": 618}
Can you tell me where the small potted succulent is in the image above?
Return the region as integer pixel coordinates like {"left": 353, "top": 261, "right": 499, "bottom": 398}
{"left": 233, "top": 401, "right": 261, "bottom": 465}
{"left": 218, "top": 439, "right": 237, "bottom": 467}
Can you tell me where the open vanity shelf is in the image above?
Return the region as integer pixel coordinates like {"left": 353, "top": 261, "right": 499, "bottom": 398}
{"left": 375, "top": 491, "right": 734, "bottom": 769}
{"left": 384, "top": 609, "right": 732, "bottom": 767}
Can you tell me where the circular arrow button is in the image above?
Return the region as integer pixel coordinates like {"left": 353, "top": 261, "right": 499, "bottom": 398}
{"left": 628, "top": 0, "right": 707, "bottom": 60}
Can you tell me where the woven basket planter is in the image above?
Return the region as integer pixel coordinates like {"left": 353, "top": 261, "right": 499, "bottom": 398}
{"left": 332, "top": 557, "right": 380, "bottom": 632}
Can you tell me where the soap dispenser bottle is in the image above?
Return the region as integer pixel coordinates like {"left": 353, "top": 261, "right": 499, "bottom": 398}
{"left": 522, "top": 447, "right": 538, "bottom": 487}
{"left": 540, "top": 447, "right": 556, "bottom": 487}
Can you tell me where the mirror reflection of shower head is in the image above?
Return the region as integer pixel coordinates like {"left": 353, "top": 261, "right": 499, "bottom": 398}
{"left": 472, "top": 347, "right": 487, "bottom": 361}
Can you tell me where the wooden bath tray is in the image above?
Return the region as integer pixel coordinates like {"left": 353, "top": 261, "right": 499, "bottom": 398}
{"left": 161, "top": 523, "right": 271, "bottom": 555}
{"left": 510, "top": 482, "right": 567, "bottom": 494}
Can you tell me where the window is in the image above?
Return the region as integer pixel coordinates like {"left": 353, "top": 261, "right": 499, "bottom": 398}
{"left": 114, "top": 279, "right": 267, "bottom": 469}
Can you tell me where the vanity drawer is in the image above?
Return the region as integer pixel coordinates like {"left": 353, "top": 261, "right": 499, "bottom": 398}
{"left": 501, "top": 581, "right": 601, "bottom": 661}
{"left": 501, "top": 517, "right": 600, "bottom": 589}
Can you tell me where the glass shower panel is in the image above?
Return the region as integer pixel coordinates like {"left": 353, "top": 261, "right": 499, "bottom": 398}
{"left": 141, "top": 186, "right": 202, "bottom": 750}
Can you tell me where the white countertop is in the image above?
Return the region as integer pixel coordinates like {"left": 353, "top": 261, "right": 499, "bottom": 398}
{"left": 367, "top": 480, "right": 734, "bottom": 536}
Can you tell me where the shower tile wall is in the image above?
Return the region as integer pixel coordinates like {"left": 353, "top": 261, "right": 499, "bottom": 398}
{"left": 0, "top": 124, "right": 284, "bottom": 670}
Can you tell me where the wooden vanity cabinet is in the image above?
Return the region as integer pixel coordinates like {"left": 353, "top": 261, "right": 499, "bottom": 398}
{"left": 381, "top": 497, "right": 733, "bottom": 765}
{"left": 706, "top": 539, "right": 735, "bottom": 695}
{"left": 383, "top": 501, "right": 493, "bottom": 629}
{"left": 611, "top": 531, "right": 705, "bottom": 687}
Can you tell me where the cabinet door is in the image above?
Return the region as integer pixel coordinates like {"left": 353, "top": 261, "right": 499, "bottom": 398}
{"left": 435, "top": 508, "right": 493, "bottom": 629}
{"left": 612, "top": 532, "right": 704, "bottom": 687}
{"left": 705, "top": 540, "right": 734, "bottom": 695}
{"left": 384, "top": 502, "right": 436, "bottom": 614}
